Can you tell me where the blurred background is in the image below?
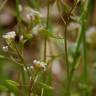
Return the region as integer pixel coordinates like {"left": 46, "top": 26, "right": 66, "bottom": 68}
{"left": 0, "top": 0, "right": 96, "bottom": 96}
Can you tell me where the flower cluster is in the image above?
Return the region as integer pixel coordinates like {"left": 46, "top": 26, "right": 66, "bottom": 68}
{"left": 19, "top": 7, "right": 42, "bottom": 24}
{"left": 27, "top": 65, "right": 34, "bottom": 70}
{"left": 33, "top": 60, "right": 47, "bottom": 71}
{"left": 2, "top": 31, "right": 16, "bottom": 40}
{"left": 24, "top": 65, "right": 34, "bottom": 72}
{"left": 2, "top": 31, "right": 16, "bottom": 49}
{"left": 2, "top": 46, "right": 8, "bottom": 52}
{"left": 23, "top": 60, "right": 47, "bottom": 72}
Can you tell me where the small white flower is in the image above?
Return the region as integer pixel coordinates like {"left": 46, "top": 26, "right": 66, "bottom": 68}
{"left": 23, "top": 67, "right": 26, "bottom": 71}
{"left": 33, "top": 60, "right": 47, "bottom": 71}
{"left": 39, "top": 62, "right": 47, "bottom": 71}
{"left": 33, "top": 59, "right": 37, "bottom": 63}
{"left": 3, "top": 31, "right": 16, "bottom": 39}
{"left": 30, "top": 65, "right": 34, "bottom": 70}
{"left": 26, "top": 8, "right": 42, "bottom": 21}
{"left": 26, "top": 13, "right": 35, "bottom": 21}
{"left": 25, "top": 65, "right": 34, "bottom": 71}
{"left": 2, "top": 46, "right": 8, "bottom": 52}
{"left": 27, "top": 66, "right": 30, "bottom": 70}
{"left": 20, "top": 35, "right": 23, "bottom": 42}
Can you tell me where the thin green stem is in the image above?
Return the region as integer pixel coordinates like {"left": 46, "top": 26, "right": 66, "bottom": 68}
{"left": 56, "top": 1, "right": 70, "bottom": 95}
{"left": 42, "top": 1, "right": 50, "bottom": 96}
{"left": 15, "top": 1, "right": 28, "bottom": 94}
{"left": 64, "top": 22, "right": 70, "bottom": 86}
{"left": 16, "top": 0, "right": 21, "bottom": 22}
{"left": 46, "top": 0, "right": 50, "bottom": 29}
{"left": 44, "top": 39, "right": 47, "bottom": 62}
{"left": 82, "top": 21, "right": 88, "bottom": 96}
{"left": 56, "top": 0, "right": 79, "bottom": 95}
{"left": 81, "top": 0, "right": 90, "bottom": 95}
{"left": 13, "top": 41, "right": 30, "bottom": 76}
{"left": 41, "top": 88, "right": 44, "bottom": 96}
{"left": 69, "top": 0, "right": 90, "bottom": 95}
{"left": 11, "top": 40, "right": 30, "bottom": 96}
{"left": 44, "top": 0, "right": 50, "bottom": 62}
{"left": 69, "top": 31, "right": 82, "bottom": 81}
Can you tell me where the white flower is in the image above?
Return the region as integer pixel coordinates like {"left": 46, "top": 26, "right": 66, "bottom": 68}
{"left": 20, "top": 35, "right": 24, "bottom": 42}
{"left": 26, "top": 7, "right": 42, "bottom": 20}
{"left": 30, "top": 65, "right": 34, "bottom": 70}
{"left": 3, "top": 31, "right": 16, "bottom": 39}
{"left": 26, "top": 13, "right": 35, "bottom": 21}
{"left": 23, "top": 67, "right": 26, "bottom": 71}
{"left": 27, "top": 66, "right": 30, "bottom": 70}
{"left": 2, "top": 46, "right": 8, "bottom": 52}
{"left": 33, "top": 60, "right": 47, "bottom": 71}
{"left": 24, "top": 65, "right": 34, "bottom": 71}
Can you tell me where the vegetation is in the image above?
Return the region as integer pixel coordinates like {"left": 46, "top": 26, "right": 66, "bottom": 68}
{"left": 0, "top": 0, "right": 96, "bottom": 96}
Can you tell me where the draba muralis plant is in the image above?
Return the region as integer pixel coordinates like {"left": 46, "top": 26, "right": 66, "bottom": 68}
{"left": 0, "top": 1, "right": 53, "bottom": 96}
{"left": 55, "top": 0, "right": 93, "bottom": 95}
{"left": 0, "top": 0, "right": 95, "bottom": 96}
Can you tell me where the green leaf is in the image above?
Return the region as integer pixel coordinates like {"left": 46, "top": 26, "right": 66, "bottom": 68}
{"left": 5, "top": 80, "right": 20, "bottom": 95}
{"left": 41, "top": 29, "right": 53, "bottom": 39}
{"left": 0, "top": 55, "right": 5, "bottom": 59}
{"left": 0, "top": 85, "right": 7, "bottom": 91}
{"left": 6, "top": 80, "right": 19, "bottom": 86}
{"left": 39, "top": 82, "right": 53, "bottom": 90}
{"left": 25, "top": 33, "right": 32, "bottom": 40}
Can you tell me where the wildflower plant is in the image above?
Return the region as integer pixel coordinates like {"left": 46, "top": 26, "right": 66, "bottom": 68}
{"left": 0, "top": 0, "right": 96, "bottom": 96}
{"left": 0, "top": 1, "right": 52, "bottom": 95}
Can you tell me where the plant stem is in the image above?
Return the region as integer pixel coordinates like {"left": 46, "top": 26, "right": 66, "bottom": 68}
{"left": 41, "top": 88, "right": 44, "bottom": 96}
{"left": 56, "top": 2, "right": 70, "bottom": 95}
{"left": 42, "top": 1, "right": 50, "bottom": 96}
{"left": 11, "top": 40, "right": 30, "bottom": 96}
{"left": 14, "top": 49, "right": 28, "bottom": 96}
{"left": 64, "top": 22, "right": 70, "bottom": 96}
{"left": 57, "top": 0, "right": 79, "bottom": 95}
{"left": 13, "top": 1, "right": 28, "bottom": 93}
{"left": 82, "top": 20, "right": 88, "bottom": 96}
{"left": 44, "top": 0, "right": 50, "bottom": 62}
{"left": 69, "top": 30, "right": 82, "bottom": 82}
{"left": 81, "top": 0, "right": 90, "bottom": 95}
{"left": 69, "top": 0, "right": 90, "bottom": 95}
{"left": 46, "top": 0, "right": 50, "bottom": 29}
